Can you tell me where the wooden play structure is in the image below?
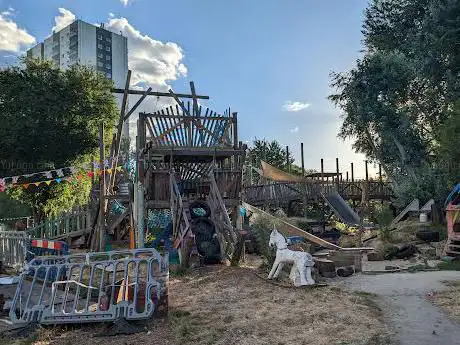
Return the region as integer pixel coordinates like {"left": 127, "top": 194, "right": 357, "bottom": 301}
{"left": 134, "top": 82, "right": 246, "bottom": 264}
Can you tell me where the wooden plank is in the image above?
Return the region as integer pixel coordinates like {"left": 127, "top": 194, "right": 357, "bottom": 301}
{"left": 99, "top": 123, "right": 106, "bottom": 251}
{"left": 145, "top": 117, "right": 155, "bottom": 139}
{"left": 168, "top": 90, "right": 222, "bottom": 146}
{"left": 109, "top": 70, "right": 131, "bottom": 190}
{"left": 112, "top": 88, "right": 209, "bottom": 99}
{"left": 122, "top": 87, "right": 152, "bottom": 122}
{"left": 232, "top": 113, "right": 238, "bottom": 149}
{"left": 190, "top": 81, "right": 199, "bottom": 116}
{"left": 242, "top": 202, "right": 341, "bottom": 250}
{"left": 109, "top": 209, "right": 129, "bottom": 232}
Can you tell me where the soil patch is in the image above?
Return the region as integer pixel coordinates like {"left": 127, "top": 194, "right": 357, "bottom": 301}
{"left": 5, "top": 262, "right": 391, "bottom": 345}
{"left": 429, "top": 280, "right": 460, "bottom": 322}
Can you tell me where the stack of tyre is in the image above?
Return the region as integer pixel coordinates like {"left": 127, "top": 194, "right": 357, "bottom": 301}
{"left": 189, "top": 201, "right": 221, "bottom": 263}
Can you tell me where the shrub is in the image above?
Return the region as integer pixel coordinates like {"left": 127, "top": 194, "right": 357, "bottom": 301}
{"left": 248, "top": 215, "right": 281, "bottom": 270}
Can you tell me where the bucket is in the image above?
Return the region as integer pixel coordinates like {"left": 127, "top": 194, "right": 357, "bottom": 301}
{"left": 419, "top": 212, "right": 428, "bottom": 223}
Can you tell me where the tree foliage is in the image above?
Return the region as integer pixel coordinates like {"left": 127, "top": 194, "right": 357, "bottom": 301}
{"left": 0, "top": 58, "right": 118, "bottom": 220}
{"left": 329, "top": 0, "right": 460, "bottom": 206}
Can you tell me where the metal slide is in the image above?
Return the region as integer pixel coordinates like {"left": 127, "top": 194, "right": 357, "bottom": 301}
{"left": 390, "top": 199, "right": 420, "bottom": 227}
{"left": 321, "top": 191, "right": 361, "bottom": 225}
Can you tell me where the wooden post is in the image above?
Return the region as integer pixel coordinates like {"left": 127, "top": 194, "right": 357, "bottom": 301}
{"left": 320, "top": 159, "right": 324, "bottom": 182}
{"left": 351, "top": 163, "right": 354, "bottom": 182}
{"left": 91, "top": 155, "right": 95, "bottom": 187}
{"left": 232, "top": 112, "right": 238, "bottom": 150}
{"left": 336, "top": 158, "right": 340, "bottom": 186}
{"left": 346, "top": 171, "right": 349, "bottom": 181}
{"left": 286, "top": 146, "right": 290, "bottom": 172}
{"left": 300, "top": 143, "right": 305, "bottom": 176}
{"left": 110, "top": 70, "right": 131, "bottom": 191}
{"left": 365, "top": 160, "right": 369, "bottom": 181}
{"left": 379, "top": 164, "right": 382, "bottom": 182}
{"left": 99, "top": 123, "right": 106, "bottom": 251}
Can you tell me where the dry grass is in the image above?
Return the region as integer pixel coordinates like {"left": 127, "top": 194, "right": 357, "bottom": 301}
{"left": 430, "top": 280, "right": 460, "bottom": 322}
{"left": 11, "top": 258, "right": 391, "bottom": 345}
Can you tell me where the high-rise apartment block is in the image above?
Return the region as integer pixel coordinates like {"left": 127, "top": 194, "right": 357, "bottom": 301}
{"left": 27, "top": 20, "right": 128, "bottom": 88}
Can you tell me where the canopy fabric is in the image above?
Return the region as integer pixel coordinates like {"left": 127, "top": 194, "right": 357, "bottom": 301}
{"left": 259, "top": 160, "right": 312, "bottom": 183}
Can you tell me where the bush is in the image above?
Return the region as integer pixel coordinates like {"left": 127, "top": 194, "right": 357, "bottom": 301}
{"left": 248, "top": 215, "right": 281, "bottom": 270}
{"left": 296, "top": 221, "right": 311, "bottom": 232}
{"left": 370, "top": 203, "right": 394, "bottom": 227}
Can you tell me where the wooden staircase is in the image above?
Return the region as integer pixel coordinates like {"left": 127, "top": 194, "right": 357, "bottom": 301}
{"left": 170, "top": 171, "right": 238, "bottom": 262}
{"left": 444, "top": 239, "right": 460, "bottom": 257}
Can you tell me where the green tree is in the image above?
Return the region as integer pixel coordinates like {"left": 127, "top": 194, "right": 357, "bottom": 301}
{"left": 329, "top": 0, "right": 460, "bottom": 206}
{"left": 0, "top": 58, "right": 118, "bottom": 221}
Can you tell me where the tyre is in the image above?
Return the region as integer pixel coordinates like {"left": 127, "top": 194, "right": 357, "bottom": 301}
{"left": 394, "top": 244, "right": 418, "bottom": 259}
{"left": 189, "top": 201, "right": 212, "bottom": 219}
{"left": 416, "top": 230, "right": 440, "bottom": 242}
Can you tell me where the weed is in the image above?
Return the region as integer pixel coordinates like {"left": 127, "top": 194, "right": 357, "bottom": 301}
{"left": 353, "top": 291, "right": 382, "bottom": 315}
{"left": 170, "top": 310, "right": 191, "bottom": 318}
{"left": 438, "top": 260, "right": 460, "bottom": 271}
{"left": 354, "top": 291, "right": 378, "bottom": 298}
{"left": 171, "top": 267, "right": 189, "bottom": 277}
{"left": 441, "top": 280, "right": 460, "bottom": 288}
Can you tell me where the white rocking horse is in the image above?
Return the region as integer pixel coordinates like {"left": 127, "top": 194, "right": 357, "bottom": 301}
{"left": 268, "top": 228, "right": 315, "bottom": 286}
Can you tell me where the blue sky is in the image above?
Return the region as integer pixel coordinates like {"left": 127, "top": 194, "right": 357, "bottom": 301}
{"left": 1, "top": 0, "right": 377, "bottom": 178}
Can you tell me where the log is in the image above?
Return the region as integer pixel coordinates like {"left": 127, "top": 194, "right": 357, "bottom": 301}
{"left": 315, "top": 258, "right": 336, "bottom": 278}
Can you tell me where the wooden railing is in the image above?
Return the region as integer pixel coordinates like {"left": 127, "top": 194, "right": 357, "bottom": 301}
{"left": 26, "top": 206, "right": 92, "bottom": 240}
{"left": 244, "top": 180, "right": 393, "bottom": 205}
{"left": 207, "top": 171, "right": 237, "bottom": 258}
{"left": 170, "top": 174, "right": 190, "bottom": 248}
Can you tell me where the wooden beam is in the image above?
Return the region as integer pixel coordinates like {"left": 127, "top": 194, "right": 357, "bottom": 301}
{"left": 110, "top": 70, "right": 131, "bottom": 190}
{"left": 122, "top": 87, "right": 152, "bottom": 122}
{"left": 168, "top": 89, "right": 223, "bottom": 145}
{"left": 336, "top": 158, "right": 340, "bottom": 185}
{"left": 112, "top": 88, "right": 209, "bottom": 100}
{"left": 351, "top": 163, "right": 354, "bottom": 182}
{"left": 99, "top": 123, "right": 106, "bottom": 251}
{"left": 242, "top": 202, "right": 341, "bottom": 250}
{"left": 190, "top": 81, "right": 199, "bottom": 116}
{"left": 365, "top": 160, "right": 369, "bottom": 181}
{"left": 321, "top": 158, "right": 324, "bottom": 181}
{"left": 300, "top": 143, "right": 305, "bottom": 176}
{"left": 232, "top": 112, "right": 238, "bottom": 149}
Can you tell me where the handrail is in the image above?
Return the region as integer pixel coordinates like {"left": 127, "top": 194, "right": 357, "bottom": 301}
{"left": 207, "top": 171, "right": 237, "bottom": 259}
{"left": 26, "top": 206, "right": 92, "bottom": 240}
{"left": 170, "top": 173, "right": 190, "bottom": 248}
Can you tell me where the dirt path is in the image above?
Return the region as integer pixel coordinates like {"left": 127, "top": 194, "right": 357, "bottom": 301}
{"left": 332, "top": 271, "right": 460, "bottom": 345}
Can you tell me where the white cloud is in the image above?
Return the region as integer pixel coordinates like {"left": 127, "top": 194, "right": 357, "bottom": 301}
{"left": 2, "top": 6, "right": 15, "bottom": 17}
{"left": 0, "top": 9, "right": 35, "bottom": 53}
{"left": 104, "top": 15, "right": 188, "bottom": 135}
{"left": 120, "top": 0, "right": 135, "bottom": 7}
{"left": 290, "top": 126, "right": 299, "bottom": 133}
{"left": 52, "top": 8, "right": 76, "bottom": 33}
{"left": 109, "top": 12, "right": 115, "bottom": 18}
{"left": 106, "top": 17, "right": 187, "bottom": 87}
{"left": 282, "top": 101, "right": 311, "bottom": 112}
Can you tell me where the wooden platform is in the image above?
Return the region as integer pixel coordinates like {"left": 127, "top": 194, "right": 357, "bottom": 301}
{"left": 244, "top": 180, "right": 393, "bottom": 207}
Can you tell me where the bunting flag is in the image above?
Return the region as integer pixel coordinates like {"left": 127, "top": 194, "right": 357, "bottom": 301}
{"left": 0, "top": 154, "right": 130, "bottom": 186}
{"left": 0, "top": 165, "right": 127, "bottom": 192}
